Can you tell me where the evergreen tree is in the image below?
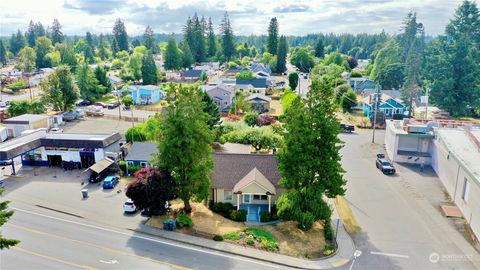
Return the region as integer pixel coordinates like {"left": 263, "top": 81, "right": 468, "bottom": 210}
{"left": 201, "top": 90, "right": 220, "bottom": 129}
{"left": 275, "top": 35, "right": 287, "bottom": 73}
{"left": 181, "top": 42, "right": 194, "bottom": 68}
{"left": 143, "top": 26, "right": 159, "bottom": 54}
{"left": 0, "top": 188, "right": 20, "bottom": 249}
{"left": 266, "top": 17, "right": 279, "bottom": 55}
{"left": 26, "top": 20, "right": 36, "bottom": 47}
{"left": 9, "top": 30, "right": 26, "bottom": 56}
{"left": 164, "top": 37, "right": 181, "bottom": 70}
{"left": 84, "top": 32, "right": 95, "bottom": 64}
{"left": 113, "top": 19, "right": 129, "bottom": 52}
{"left": 94, "top": 65, "right": 112, "bottom": 93}
{"left": 207, "top": 17, "right": 216, "bottom": 58}
{"left": 220, "top": 12, "right": 235, "bottom": 62}
{"left": 97, "top": 34, "right": 109, "bottom": 60}
{"left": 288, "top": 72, "right": 299, "bottom": 90}
{"left": 50, "top": 19, "right": 64, "bottom": 44}
{"left": 184, "top": 14, "right": 206, "bottom": 63}
{"left": 34, "top": 22, "right": 46, "bottom": 37}
{"left": 141, "top": 51, "right": 158, "bottom": 85}
{"left": 35, "top": 36, "right": 53, "bottom": 68}
{"left": 426, "top": 0, "right": 480, "bottom": 116}
{"left": 41, "top": 66, "right": 80, "bottom": 111}
{"left": 76, "top": 63, "right": 104, "bottom": 101}
{"left": 131, "top": 39, "right": 141, "bottom": 48}
{"left": 314, "top": 37, "right": 324, "bottom": 58}
{"left": 0, "top": 41, "right": 6, "bottom": 65}
{"left": 111, "top": 36, "right": 120, "bottom": 54}
{"left": 56, "top": 43, "right": 77, "bottom": 67}
{"left": 277, "top": 78, "right": 346, "bottom": 230}
{"left": 155, "top": 85, "right": 213, "bottom": 213}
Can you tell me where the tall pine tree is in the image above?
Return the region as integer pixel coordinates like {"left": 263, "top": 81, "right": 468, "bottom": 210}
{"left": 314, "top": 37, "right": 324, "bottom": 58}
{"left": 266, "top": 17, "right": 279, "bottom": 55}
{"left": 113, "top": 19, "right": 129, "bottom": 52}
{"left": 9, "top": 30, "right": 25, "bottom": 56}
{"left": 143, "top": 26, "right": 159, "bottom": 54}
{"left": 164, "top": 37, "right": 181, "bottom": 70}
{"left": 141, "top": 51, "right": 159, "bottom": 85}
{"left": 220, "top": 12, "right": 235, "bottom": 62}
{"left": 275, "top": 35, "right": 287, "bottom": 73}
{"left": 0, "top": 41, "right": 6, "bottom": 65}
{"left": 26, "top": 20, "right": 36, "bottom": 47}
{"left": 50, "top": 19, "right": 64, "bottom": 44}
{"left": 207, "top": 17, "right": 216, "bottom": 58}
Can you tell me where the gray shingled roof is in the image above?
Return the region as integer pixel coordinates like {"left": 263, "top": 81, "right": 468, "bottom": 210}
{"left": 211, "top": 153, "right": 281, "bottom": 189}
{"left": 126, "top": 142, "right": 158, "bottom": 161}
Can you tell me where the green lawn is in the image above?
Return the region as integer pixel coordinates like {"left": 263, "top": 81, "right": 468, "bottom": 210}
{"left": 94, "top": 96, "right": 118, "bottom": 104}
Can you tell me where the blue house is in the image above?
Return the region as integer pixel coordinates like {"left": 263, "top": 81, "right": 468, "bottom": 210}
{"left": 125, "top": 85, "right": 164, "bottom": 105}
{"left": 125, "top": 142, "right": 158, "bottom": 174}
{"left": 362, "top": 93, "right": 406, "bottom": 118}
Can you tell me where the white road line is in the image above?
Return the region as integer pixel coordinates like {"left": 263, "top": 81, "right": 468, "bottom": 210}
{"left": 12, "top": 207, "right": 280, "bottom": 268}
{"left": 370, "top": 251, "right": 409, "bottom": 259}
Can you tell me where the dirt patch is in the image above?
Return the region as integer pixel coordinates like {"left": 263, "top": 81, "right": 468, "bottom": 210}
{"left": 262, "top": 221, "right": 326, "bottom": 258}
{"left": 270, "top": 100, "right": 282, "bottom": 116}
{"left": 335, "top": 196, "right": 361, "bottom": 234}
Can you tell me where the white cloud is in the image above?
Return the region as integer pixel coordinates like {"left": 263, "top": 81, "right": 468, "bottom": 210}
{"left": 0, "top": 0, "right": 475, "bottom": 36}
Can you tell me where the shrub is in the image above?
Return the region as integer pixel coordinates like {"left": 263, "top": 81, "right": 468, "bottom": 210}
{"left": 243, "top": 112, "right": 258, "bottom": 127}
{"left": 221, "top": 202, "right": 234, "bottom": 214}
{"left": 128, "top": 165, "right": 142, "bottom": 174}
{"left": 111, "top": 59, "right": 123, "bottom": 70}
{"left": 260, "top": 211, "right": 271, "bottom": 222}
{"left": 323, "top": 243, "right": 336, "bottom": 256}
{"left": 349, "top": 71, "right": 362, "bottom": 78}
{"left": 257, "top": 114, "right": 275, "bottom": 126}
{"left": 324, "top": 220, "right": 334, "bottom": 241}
{"left": 229, "top": 209, "right": 247, "bottom": 222}
{"left": 7, "top": 79, "right": 29, "bottom": 91}
{"left": 208, "top": 200, "right": 214, "bottom": 210}
{"left": 297, "top": 212, "right": 316, "bottom": 231}
{"left": 213, "top": 235, "right": 223, "bottom": 241}
{"left": 176, "top": 213, "right": 193, "bottom": 228}
{"left": 223, "top": 231, "right": 242, "bottom": 241}
{"left": 245, "top": 228, "right": 274, "bottom": 241}
{"left": 119, "top": 160, "right": 126, "bottom": 174}
{"left": 246, "top": 237, "right": 255, "bottom": 246}
{"left": 225, "top": 113, "right": 241, "bottom": 122}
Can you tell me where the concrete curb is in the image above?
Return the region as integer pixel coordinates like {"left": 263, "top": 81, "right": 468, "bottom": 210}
{"left": 128, "top": 218, "right": 355, "bottom": 270}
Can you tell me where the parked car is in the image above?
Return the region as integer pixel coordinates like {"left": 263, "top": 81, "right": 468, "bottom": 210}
{"left": 102, "top": 175, "right": 119, "bottom": 189}
{"left": 77, "top": 100, "right": 91, "bottom": 106}
{"left": 0, "top": 101, "right": 7, "bottom": 108}
{"left": 0, "top": 179, "right": 4, "bottom": 188}
{"left": 340, "top": 123, "right": 355, "bottom": 133}
{"left": 89, "top": 170, "right": 109, "bottom": 183}
{"left": 50, "top": 127, "right": 63, "bottom": 133}
{"left": 62, "top": 111, "right": 77, "bottom": 121}
{"left": 85, "top": 106, "right": 104, "bottom": 117}
{"left": 107, "top": 101, "right": 121, "bottom": 110}
{"left": 123, "top": 199, "right": 137, "bottom": 213}
{"left": 0, "top": 160, "right": 13, "bottom": 166}
{"left": 94, "top": 102, "right": 107, "bottom": 108}
{"left": 376, "top": 154, "right": 396, "bottom": 175}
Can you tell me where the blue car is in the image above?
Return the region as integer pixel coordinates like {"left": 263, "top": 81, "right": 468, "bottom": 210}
{"left": 102, "top": 176, "right": 119, "bottom": 189}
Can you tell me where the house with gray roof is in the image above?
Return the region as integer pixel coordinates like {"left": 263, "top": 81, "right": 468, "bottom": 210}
{"left": 236, "top": 78, "right": 268, "bottom": 91}
{"left": 201, "top": 85, "right": 236, "bottom": 112}
{"left": 125, "top": 142, "right": 158, "bottom": 172}
{"left": 247, "top": 93, "right": 272, "bottom": 113}
{"left": 181, "top": 69, "right": 203, "bottom": 80}
{"left": 211, "top": 153, "right": 282, "bottom": 221}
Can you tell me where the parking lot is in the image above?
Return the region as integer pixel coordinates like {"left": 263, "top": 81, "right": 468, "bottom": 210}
{"left": 3, "top": 166, "right": 145, "bottom": 230}
{"left": 61, "top": 117, "right": 134, "bottom": 135}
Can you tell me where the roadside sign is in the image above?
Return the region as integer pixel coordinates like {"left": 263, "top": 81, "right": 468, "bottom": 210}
{"left": 354, "top": 250, "right": 362, "bottom": 258}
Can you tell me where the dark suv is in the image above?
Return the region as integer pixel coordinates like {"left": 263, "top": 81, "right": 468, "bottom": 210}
{"left": 376, "top": 154, "right": 396, "bottom": 175}
{"left": 89, "top": 170, "right": 110, "bottom": 183}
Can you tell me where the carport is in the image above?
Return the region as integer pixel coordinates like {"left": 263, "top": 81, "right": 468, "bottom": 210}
{"left": 86, "top": 158, "right": 114, "bottom": 174}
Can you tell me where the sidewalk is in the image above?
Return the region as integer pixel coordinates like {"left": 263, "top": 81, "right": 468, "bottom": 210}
{"left": 128, "top": 217, "right": 355, "bottom": 269}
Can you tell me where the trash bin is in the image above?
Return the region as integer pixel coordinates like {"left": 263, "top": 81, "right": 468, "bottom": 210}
{"left": 163, "top": 220, "right": 169, "bottom": 230}
{"left": 81, "top": 189, "right": 88, "bottom": 198}
{"left": 169, "top": 220, "right": 176, "bottom": 231}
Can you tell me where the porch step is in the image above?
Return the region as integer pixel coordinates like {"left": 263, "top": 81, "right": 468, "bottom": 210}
{"left": 247, "top": 213, "right": 258, "bottom": 221}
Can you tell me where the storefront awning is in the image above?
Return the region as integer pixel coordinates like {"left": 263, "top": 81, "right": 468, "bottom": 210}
{"left": 88, "top": 158, "right": 114, "bottom": 174}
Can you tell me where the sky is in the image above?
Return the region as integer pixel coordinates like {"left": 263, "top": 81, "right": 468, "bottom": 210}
{"left": 0, "top": 0, "right": 475, "bottom": 37}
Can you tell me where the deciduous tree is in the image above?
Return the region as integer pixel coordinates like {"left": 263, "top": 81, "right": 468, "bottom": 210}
{"left": 41, "top": 66, "right": 79, "bottom": 111}
{"left": 288, "top": 72, "right": 299, "bottom": 90}
{"left": 35, "top": 36, "right": 53, "bottom": 68}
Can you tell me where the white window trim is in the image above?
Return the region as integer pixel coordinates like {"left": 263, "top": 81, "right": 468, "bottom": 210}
{"left": 224, "top": 191, "right": 232, "bottom": 201}
{"left": 243, "top": 194, "right": 251, "bottom": 203}
{"left": 462, "top": 178, "right": 470, "bottom": 203}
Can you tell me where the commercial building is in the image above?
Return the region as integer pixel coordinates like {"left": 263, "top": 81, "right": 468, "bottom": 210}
{"left": 385, "top": 119, "right": 480, "bottom": 240}
{"left": 3, "top": 114, "right": 50, "bottom": 138}
{"left": 0, "top": 129, "right": 121, "bottom": 173}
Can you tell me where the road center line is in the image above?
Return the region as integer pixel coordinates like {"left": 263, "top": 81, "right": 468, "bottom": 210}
{"left": 370, "top": 251, "right": 409, "bottom": 259}
{"left": 11, "top": 246, "right": 97, "bottom": 270}
{"left": 12, "top": 207, "right": 280, "bottom": 269}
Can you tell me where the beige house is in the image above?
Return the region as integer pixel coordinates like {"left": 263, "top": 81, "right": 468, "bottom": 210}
{"left": 211, "top": 153, "right": 282, "bottom": 222}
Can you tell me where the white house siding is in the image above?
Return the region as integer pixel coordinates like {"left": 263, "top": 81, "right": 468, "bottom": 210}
{"left": 432, "top": 132, "right": 480, "bottom": 240}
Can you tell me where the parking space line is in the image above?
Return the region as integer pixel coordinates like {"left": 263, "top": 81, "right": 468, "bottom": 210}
{"left": 370, "top": 251, "right": 409, "bottom": 259}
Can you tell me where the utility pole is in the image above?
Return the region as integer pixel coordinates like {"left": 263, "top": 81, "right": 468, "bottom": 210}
{"left": 116, "top": 86, "right": 121, "bottom": 119}
{"left": 424, "top": 88, "right": 429, "bottom": 121}
{"left": 372, "top": 84, "right": 380, "bottom": 143}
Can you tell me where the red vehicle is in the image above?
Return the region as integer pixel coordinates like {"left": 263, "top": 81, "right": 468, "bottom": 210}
{"left": 94, "top": 102, "right": 107, "bottom": 108}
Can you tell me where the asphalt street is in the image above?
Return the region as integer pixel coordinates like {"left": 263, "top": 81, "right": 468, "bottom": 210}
{"left": 337, "top": 129, "right": 479, "bottom": 270}
{"left": 1, "top": 204, "right": 286, "bottom": 270}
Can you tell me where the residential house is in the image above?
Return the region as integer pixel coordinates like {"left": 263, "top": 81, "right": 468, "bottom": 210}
{"left": 362, "top": 89, "right": 402, "bottom": 100}
{"left": 211, "top": 153, "right": 282, "bottom": 221}
{"left": 251, "top": 62, "right": 272, "bottom": 77}
{"left": 247, "top": 93, "right": 271, "bottom": 113}
{"left": 201, "top": 85, "right": 236, "bottom": 112}
{"left": 181, "top": 69, "right": 203, "bottom": 81}
{"left": 236, "top": 78, "right": 268, "bottom": 93}
{"left": 351, "top": 79, "right": 376, "bottom": 93}
{"left": 108, "top": 75, "right": 123, "bottom": 86}
{"left": 124, "top": 85, "right": 165, "bottom": 105}
{"left": 215, "top": 78, "right": 236, "bottom": 86}
{"left": 125, "top": 142, "right": 158, "bottom": 173}
{"left": 2, "top": 114, "right": 51, "bottom": 138}
{"left": 362, "top": 93, "right": 406, "bottom": 119}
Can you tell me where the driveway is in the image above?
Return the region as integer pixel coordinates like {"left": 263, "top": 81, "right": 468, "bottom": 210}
{"left": 338, "top": 129, "right": 479, "bottom": 270}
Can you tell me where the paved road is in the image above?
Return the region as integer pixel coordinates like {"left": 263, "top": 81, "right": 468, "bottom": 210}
{"left": 0, "top": 88, "right": 42, "bottom": 102}
{"left": 337, "top": 129, "right": 479, "bottom": 270}
{"left": 285, "top": 62, "right": 309, "bottom": 98}
{"left": 2, "top": 204, "right": 285, "bottom": 270}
